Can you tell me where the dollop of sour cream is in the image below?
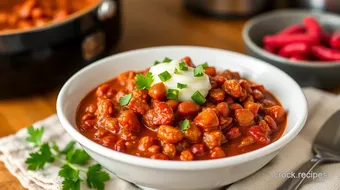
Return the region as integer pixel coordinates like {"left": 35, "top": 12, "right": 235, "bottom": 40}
{"left": 149, "top": 59, "right": 212, "bottom": 102}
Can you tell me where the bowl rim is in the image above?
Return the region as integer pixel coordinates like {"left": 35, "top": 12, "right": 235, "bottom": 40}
{"left": 242, "top": 9, "right": 340, "bottom": 67}
{"left": 57, "top": 46, "right": 308, "bottom": 170}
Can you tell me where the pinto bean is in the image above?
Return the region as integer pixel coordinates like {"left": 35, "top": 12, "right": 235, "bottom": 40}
{"left": 239, "top": 79, "right": 253, "bottom": 93}
{"left": 148, "top": 145, "right": 161, "bottom": 154}
{"left": 178, "top": 101, "right": 201, "bottom": 117}
{"left": 223, "top": 80, "right": 243, "bottom": 98}
{"left": 138, "top": 136, "right": 157, "bottom": 151}
{"left": 150, "top": 153, "right": 169, "bottom": 160}
{"left": 96, "top": 98, "right": 114, "bottom": 117}
{"left": 244, "top": 101, "right": 260, "bottom": 116}
{"left": 264, "top": 115, "right": 277, "bottom": 130}
{"left": 203, "top": 130, "right": 227, "bottom": 149}
{"left": 162, "top": 143, "right": 176, "bottom": 159}
{"left": 209, "top": 147, "right": 225, "bottom": 159}
{"left": 252, "top": 89, "right": 264, "bottom": 100}
{"left": 208, "top": 88, "right": 226, "bottom": 103}
{"left": 118, "top": 110, "right": 141, "bottom": 132}
{"left": 183, "top": 123, "right": 202, "bottom": 143}
{"left": 157, "top": 125, "right": 183, "bottom": 144}
{"left": 180, "top": 149, "right": 194, "bottom": 161}
{"left": 149, "top": 83, "right": 167, "bottom": 100}
{"left": 194, "top": 108, "right": 219, "bottom": 131}
{"left": 166, "top": 100, "right": 179, "bottom": 111}
{"left": 235, "top": 109, "right": 254, "bottom": 127}
{"left": 143, "top": 102, "right": 174, "bottom": 129}
{"left": 215, "top": 102, "right": 230, "bottom": 117}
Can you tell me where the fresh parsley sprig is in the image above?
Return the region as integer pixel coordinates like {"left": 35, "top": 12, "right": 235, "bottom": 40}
{"left": 25, "top": 126, "right": 110, "bottom": 190}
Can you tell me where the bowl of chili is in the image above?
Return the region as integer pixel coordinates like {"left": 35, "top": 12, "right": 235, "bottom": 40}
{"left": 57, "top": 46, "right": 307, "bottom": 190}
{"left": 243, "top": 9, "right": 340, "bottom": 88}
{"left": 0, "top": 0, "right": 121, "bottom": 98}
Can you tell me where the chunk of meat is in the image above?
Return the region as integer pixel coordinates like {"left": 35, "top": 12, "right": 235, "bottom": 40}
{"left": 177, "top": 101, "right": 201, "bottom": 117}
{"left": 258, "top": 120, "right": 272, "bottom": 134}
{"left": 203, "top": 130, "right": 227, "bottom": 149}
{"left": 222, "top": 80, "right": 244, "bottom": 98}
{"left": 248, "top": 125, "right": 270, "bottom": 145}
{"left": 149, "top": 83, "right": 167, "bottom": 100}
{"left": 244, "top": 101, "right": 260, "bottom": 116}
{"left": 118, "top": 110, "right": 141, "bottom": 132}
{"left": 96, "top": 84, "right": 110, "bottom": 97}
{"left": 148, "top": 145, "right": 161, "bottom": 154}
{"left": 96, "top": 98, "right": 114, "bottom": 118}
{"left": 180, "top": 149, "right": 194, "bottom": 161}
{"left": 204, "top": 67, "right": 217, "bottom": 77}
{"left": 102, "top": 117, "right": 120, "bottom": 134}
{"left": 157, "top": 125, "right": 184, "bottom": 143}
{"left": 230, "top": 103, "right": 243, "bottom": 111}
{"left": 183, "top": 123, "right": 202, "bottom": 143}
{"left": 117, "top": 71, "right": 136, "bottom": 86}
{"left": 94, "top": 128, "right": 110, "bottom": 139}
{"left": 235, "top": 109, "right": 254, "bottom": 127}
{"left": 143, "top": 102, "right": 174, "bottom": 129}
{"left": 138, "top": 136, "right": 157, "bottom": 151}
{"left": 226, "top": 127, "right": 241, "bottom": 139}
{"left": 120, "top": 130, "right": 138, "bottom": 141}
{"left": 181, "top": 56, "right": 195, "bottom": 67}
{"left": 265, "top": 106, "right": 286, "bottom": 122}
{"left": 215, "top": 102, "right": 230, "bottom": 117}
{"left": 114, "top": 140, "right": 127, "bottom": 152}
{"left": 209, "top": 147, "right": 225, "bottom": 159}
{"left": 85, "top": 104, "right": 97, "bottom": 114}
{"left": 219, "top": 116, "right": 233, "bottom": 130}
{"left": 127, "top": 90, "right": 150, "bottom": 115}
{"left": 208, "top": 88, "right": 226, "bottom": 103}
{"left": 194, "top": 108, "right": 219, "bottom": 131}
{"left": 101, "top": 135, "right": 118, "bottom": 146}
{"left": 190, "top": 143, "right": 205, "bottom": 156}
{"left": 238, "top": 136, "right": 255, "bottom": 148}
{"left": 162, "top": 143, "right": 176, "bottom": 159}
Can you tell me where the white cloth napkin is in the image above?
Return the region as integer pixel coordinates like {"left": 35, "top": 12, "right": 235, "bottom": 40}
{"left": 0, "top": 87, "right": 340, "bottom": 190}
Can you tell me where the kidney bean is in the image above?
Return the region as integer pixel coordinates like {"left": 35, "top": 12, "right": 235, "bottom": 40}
{"left": 204, "top": 67, "right": 217, "bottom": 77}
{"left": 96, "top": 98, "right": 114, "bottom": 117}
{"left": 239, "top": 80, "right": 253, "bottom": 93}
{"left": 118, "top": 110, "right": 141, "bottom": 132}
{"left": 208, "top": 89, "right": 226, "bottom": 103}
{"left": 311, "top": 45, "right": 340, "bottom": 61}
{"left": 162, "top": 143, "right": 176, "bottom": 159}
{"left": 138, "top": 136, "right": 157, "bottom": 152}
{"left": 226, "top": 127, "right": 241, "bottom": 139}
{"left": 250, "top": 84, "right": 265, "bottom": 93}
{"left": 194, "top": 108, "right": 219, "bottom": 131}
{"left": 157, "top": 125, "right": 184, "bottom": 144}
{"left": 85, "top": 104, "right": 97, "bottom": 114}
{"left": 143, "top": 102, "right": 174, "bottom": 129}
{"left": 178, "top": 101, "right": 201, "bottom": 117}
{"left": 265, "top": 106, "right": 286, "bottom": 122}
{"left": 209, "top": 147, "right": 225, "bottom": 159}
{"left": 150, "top": 153, "right": 169, "bottom": 160}
{"left": 175, "top": 141, "right": 190, "bottom": 152}
{"left": 244, "top": 101, "right": 260, "bottom": 116}
{"left": 264, "top": 115, "right": 278, "bottom": 130}
{"left": 166, "top": 100, "right": 179, "bottom": 111}
{"left": 148, "top": 145, "right": 161, "bottom": 154}
{"left": 235, "top": 109, "right": 254, "bottom": 127}
{"left": 278, "top": 43, "right": 311, "bottom": 58}
{"left": 180, "top": 149, "right": 194, "bottom": 161}
{"left": 278, "top": 24, "right": 305, "bottom": 35}
{"left": 101, "top": 135, "right": 118, "bottom": 146}
{"left": 219, "top": 116, "right": 233, "bottom": 130}
{"left": 181, "top": 56, "right": 195, "bottom": 67}
{"left": 248, "top": 125, "right": 270, "bottom": 145}
{"left": 262, "top": 100, "right": 277, "bottom": 107}
{"left": 149, "top": 83, "right": 167, "bottom": 100}
{"left": 203, "top": 130, "right": 227, "bottom": 149}
{"left": 215, "top": 102, "right": 230, "bottom": 117}
{"left": 238, "top": 136, "right": 255, "bottom": 148}
{"left": 183, "top": 123, "right": 202, "bottom": 143}
{"left": 222, "top": 80, "right": 243, "bottom": 98}
{"left": 214, "top": 75, "right": 227, "bottom": 87}
{"left": 258, "top": 120, "right": 272, "bottom": 134}
{"left": 252, "top": 89, "right": 264, "bottom": 100}
{"left": 191, "top": 143, "right": 205, "bottom": 156}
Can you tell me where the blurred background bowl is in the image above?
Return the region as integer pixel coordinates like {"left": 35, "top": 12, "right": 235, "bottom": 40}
{"left": 243, "top": 9, "right": 340, "bottom": 88}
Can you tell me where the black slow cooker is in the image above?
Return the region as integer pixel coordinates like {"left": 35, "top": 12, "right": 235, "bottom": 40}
{"left": 0, "top": 0, "right": 121, "bottom": 98}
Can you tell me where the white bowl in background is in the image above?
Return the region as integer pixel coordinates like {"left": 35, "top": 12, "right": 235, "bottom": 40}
{"left": 57, "top": 46, "right": 308, "bottom": 190}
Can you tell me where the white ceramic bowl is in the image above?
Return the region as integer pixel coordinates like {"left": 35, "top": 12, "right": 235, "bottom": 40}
{"left": 57, "top": 46, "right": 308, "bottom": 190}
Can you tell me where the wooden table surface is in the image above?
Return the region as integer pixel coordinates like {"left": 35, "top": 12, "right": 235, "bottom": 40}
{"left": 0, "top": 0, "right": 338, "bottom": 189}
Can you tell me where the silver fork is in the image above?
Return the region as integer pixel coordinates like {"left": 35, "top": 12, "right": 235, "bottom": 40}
{"left": 278, "top": 110, "right": 340, "bottom": 190}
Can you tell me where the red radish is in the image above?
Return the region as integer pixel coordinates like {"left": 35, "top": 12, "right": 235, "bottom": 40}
{"left": 330, "top": 32, "right": 340, "bottom": 49}
{"left": 311, "top": 45, "right": 340, "bottom": 61}
{"left": 278, "top": 24, "right": 305, "bottom": 35}
{"left": 278, "top": 43, "right": 311, "bottom": 58}
{"left": 290, "top": 54, "right": 309, "bottom": 61}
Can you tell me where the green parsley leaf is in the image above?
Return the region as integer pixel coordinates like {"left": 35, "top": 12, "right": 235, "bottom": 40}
{"left": 52, "top": 141, "right": 60, "bottom": 152}
{"left": 26, "top": 126, "right": 44, "bottom": 146}
{"left": 179, "top": 62, "right": 188, "bottom": 71}
{"left": 174, "top": 68, "right": 179, "bottom": 74}
{"left": 62, "top": 179, "right": 81, "bottom": 190}
{"left": 158, "top": 71, "right": 172, "bottom": 82}
{"left": 179, "top": 119, "right": 190, "bottom": 131}
{"left": 177, "top": 83, "right": 187, "bottom": 89}
{"left": 135, "top": 72, "right": 154, "bottom": 90}
{"left": 86, "top": 164, "right": 110, "bottom": 190}
{"left": 25, "top": 143, "right": 54, "bottom": 170}
{"left": 61, "top": 141, "right": 76, "bottom": 154}
{"left": 200, "top": 62, "right": 209, "bottom": 69}
{"left": 193, "top": 65, "right": 204, "bottom": 77}
{"left": 163, "top": 57, "right": 172, "bottom": 63}
{"left": 191, "top": 90, "right": 206, "bottom": 104}
{"left": 59, "top": 165, "right": 80, "bottom": 182}
{"left": 167, "top": 89, "right": 179, "bottom": 100}
{"left": 154, "top": 60, "right": 160, "bottom": 65}
{"left": 66, "top": 149, "right": 90, "bottom": 165}
{"left": 118, "top": 93, "right": 132, "bottom": 106}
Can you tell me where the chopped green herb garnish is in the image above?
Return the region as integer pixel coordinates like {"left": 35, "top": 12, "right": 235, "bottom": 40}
{"left": 158, "top": 71, "right": 172, "bottom": 82}
{"left": 174, "top": 68, "right": 179, "bottom": 74}
{"left": 179, "top": 62, "right": 188, "bottom": 71}
{"left": 177, "top": 83, "right": 188, "bottom": 89}
{"left": 167, "top": 89, "right": 179, "bottom": 100}
{"left": 193, "top": 65, "right": 204, "bottom": 77}
{"left": 154, "top": 60, "right": 160, "bottom": 65}
{"left": 119, "top": 93, "right": 132, "bottom": 106}
{"left": 200, "top": 62, "right": 209, "bottom": 69}
{"left": 163, "top": 57, "right": 172, "bottom": 63}
{"left": 135, "top": 72, "right": 154, "bottom": 90}
{"left": 179, "top": 119, "right": 190, "bottom": 131}
{"left": 26, "top": 126, "right": 44, "bottom": 147}
{"left": 191, "top": 90, "right": 206, "bottom": 104}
